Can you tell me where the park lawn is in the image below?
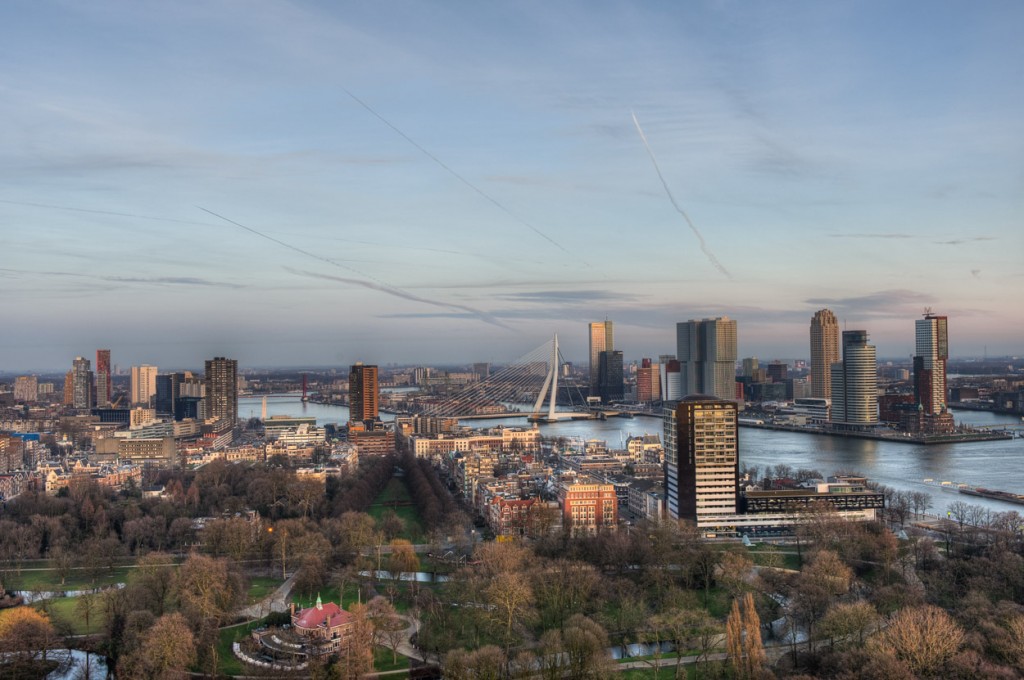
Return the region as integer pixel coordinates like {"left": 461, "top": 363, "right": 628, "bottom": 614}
{"left": 5, "top": 565, "right": 134, "bottom": 592}
{"left": 374, "top": 477, "right": 413, "bottom": 504}
{"left": 367, "top": 477, "right": 427, "bottom": 543}
{"left": 35, "top": 596, "right": 106, "bottom": 635}
{"left": 292, "top": 581, "right": 362, "bottom": 610}
{"left": 374, "top": 646, "right": 411, "bottom": 672}
{"left": 211, "top": 619, "right": 265, "bottom": 677}
{"left": 247, "top": 576, "right": 285, "bottom": 602}
{"left": 747, "top": 548, "right": 802, "bottom": 571}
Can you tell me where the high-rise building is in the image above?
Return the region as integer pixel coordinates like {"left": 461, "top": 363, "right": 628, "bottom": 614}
{"left": 71, "top": 356, "right": 94, "bottom": 409}
{"left": 661, "top": 359, "right": 682, "bottom": 402}
{"left": 14, "top": 376, "right": 38, "bottom": 403}
{"left": 741, "top": 357, "right": 759, "bottom": 378}
{"left": 664, "top": 395, "right": 739, "bottom": 521}
{"left": 676, "top": 317, "right": 738, "bottom": 400}
{"left": 636, "top": 358, "right": 661, "bottom": 403}
{"left": 63, "top": 371, "right": 74, "bottom": 406}
{"left": 766, "top": 361, "right": 788, "bottom": 383}
{"left": 205, "top": 357, "right": 238, "bottom": 426}
{"left": 914, "top": 313, "right": 949, "bottom": 415}
{"left": 349, "top": 362, "right": 379, "bottom": 424}
{"left": 155, "top": 373, "right": 183, "bottom": 416}
{"left": 810, "top": 309, "right": 839, "bottom": 400}
{"left": 95, "top": 349, "right": 112, "bottom": 407}
{"left": 597, "top": 350, "right": 624, "bottom": 404}
{"left": 588, "top": 321, "right": 614, "bottom": 396}
{"left": 131, "top": 365, "right": 158, "bottom": 407}
{"left": 830, "top": 330, "right": 878, "bottom": 427}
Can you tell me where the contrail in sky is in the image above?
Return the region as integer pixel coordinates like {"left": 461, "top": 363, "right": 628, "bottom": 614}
{"left": 343, "top": 88, "right": 580, "bottom": 261}
{"left": 199, "top": 207, "right": 510, "bottom": 329}
{"left": 630, "top": 111, "right": 732, "bottom": 279}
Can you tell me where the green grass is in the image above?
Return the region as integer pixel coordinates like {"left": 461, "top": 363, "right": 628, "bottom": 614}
{"left": 700, "top": 587, "right": 733, "bottom": 619}
{"left": 374, "top": 477, "right": 414, "bottom": 504}
{"left": 212, "top": 619, "right": 264, "bottom": 677}
{"left": 747, "top": 549, "right": 802, "bottom": 571}
{"left": 247, "top": 576, "right": 285, "bottom": 602}
{"left": 374, "top": 646, "right": 411, "bottom": 673}
{"left": 34, "top": 595, "right": 107, "bottom": 635}
{"left": 368, "top": 478, "right": 427, "bottom": 542}
{"left": 4, "top": 566, "right": 133, "bottom": 592}
{"left": 291, "top": 581, "right": 363, "bottom": 610}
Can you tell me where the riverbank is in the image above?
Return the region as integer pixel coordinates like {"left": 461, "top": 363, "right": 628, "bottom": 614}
{"left": 738, "top": 421, "right": 1013, "bottom": 444}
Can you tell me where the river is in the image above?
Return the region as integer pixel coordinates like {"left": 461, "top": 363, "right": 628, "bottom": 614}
{"left": 239, "top": 396, "right": 1022, "bottom": 514}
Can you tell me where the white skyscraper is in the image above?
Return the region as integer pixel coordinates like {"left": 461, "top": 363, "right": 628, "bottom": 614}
{"left": 830, "top": 330, "right": 877, "bottom": 427}
{"left": 131, "top": 365, "right": 158, "bottom": 407}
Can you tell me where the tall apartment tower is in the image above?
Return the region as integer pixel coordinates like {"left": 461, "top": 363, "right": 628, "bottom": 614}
{"left": 809, "top": 309, "right": 839, "bottom": 399}
{"left": 664, "top": 395, "right": 739, "bottom": 521}
{"left": 830, "top": 331, "right": 878, "bottom": 427}
{"left": 95, "top": 349, "right": 112, "bottom": 407}
{"left": 676, "top": 317, "right": 738, "bottom": 401}
{"left": 914, "top": 313, "right": 949, "bottom": 414}
{"left": 71, "top": 356, "right": 94, "bottom": 409}
{"left": 588, "top": 321, "right": 614, "bottom": 396}
{"left": 131, "top": 365, "right": 158, "bottom": 407}
{"left": 14, "top": 376, "right": 38, "bottom": 403}
{"left": 204, "top": 357, "right": 238, "bottom": 426}
{"left": 349, "top": 362, "right": 379, "bottom": 424}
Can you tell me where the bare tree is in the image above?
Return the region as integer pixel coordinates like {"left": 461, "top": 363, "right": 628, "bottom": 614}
{"left": 869, "top": 605, "right": 964, "bottom": 676}
{"left": 727, "top": 592, "right": 766, "bottom": 680}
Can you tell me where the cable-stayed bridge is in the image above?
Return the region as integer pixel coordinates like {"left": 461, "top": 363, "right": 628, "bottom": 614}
{"left": 418, "top": 335, "right": 603, "bottom": 422}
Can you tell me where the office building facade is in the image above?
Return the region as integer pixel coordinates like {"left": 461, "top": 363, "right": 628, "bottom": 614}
{"left": 810, "top": 309, "right": 839, "bottom": 400}
{"left": 588, "top": 321, "right": 614, "bottom": 396}
{"left": 597, "top": 350, "right": 624, "bottom": 404}
{"left": 664, "top": 395, "right": 739, "bottom": 522}
{"left": 830, "top": 331, "right": 878, "bottom": 427}
{"left": 676, "top": 317, "right": 738, "bottom": 401}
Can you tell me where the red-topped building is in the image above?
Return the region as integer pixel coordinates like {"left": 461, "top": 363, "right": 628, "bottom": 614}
{"left": 291, "top": 596, "right": 355, "bottom": 655}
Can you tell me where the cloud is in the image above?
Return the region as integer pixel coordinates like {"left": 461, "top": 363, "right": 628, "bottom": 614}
{"left": 285, "top": 268, "right": 511, "bottom": 330}
{"left": 0, "top": 268, "right": 242, "bottom": 289}
{"left": 933, "top": 237, "right": 996, "bottom": 245}
{"left": 805, "top": 289, "right": 936, "bottom": 317}
{"left": 494, "top": 290, "right": 637, "bottom": 304}
{"left": 106, "top": 276, "right": 243, "bottom": 288}
{"left": 828, "top": 233, "right": 915, "bottom": 239}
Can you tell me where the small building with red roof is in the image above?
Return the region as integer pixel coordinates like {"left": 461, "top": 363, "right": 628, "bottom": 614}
{"left": 290, "top": 595, "right": 355, "bottom": 655}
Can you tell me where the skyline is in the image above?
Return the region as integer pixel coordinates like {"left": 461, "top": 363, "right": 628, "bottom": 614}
{"left": 3, "top": 1, "right": 1022, "bottom": 370}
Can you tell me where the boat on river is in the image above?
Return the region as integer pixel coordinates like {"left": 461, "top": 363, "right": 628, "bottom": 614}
{"left": 958, "top": 486, "right": 1024, "bottom": 505}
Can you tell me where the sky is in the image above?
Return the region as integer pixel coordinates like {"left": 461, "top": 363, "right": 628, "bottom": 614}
{"left": 2, "top": 0, "right": 1022, "bottom": 372}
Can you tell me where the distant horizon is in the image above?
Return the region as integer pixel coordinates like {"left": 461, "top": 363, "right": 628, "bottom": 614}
{"left": 3, "top": 351, "right": 1021, "bottom": 378}
{"left": 3, "top": 2, "right": 1021, "bottom": 371}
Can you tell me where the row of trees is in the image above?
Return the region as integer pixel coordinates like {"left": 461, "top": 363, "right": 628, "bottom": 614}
{"left": 402, "top": 451, "right": 458, "bottom": 531}
{"left": 0, "top": 455, "right": 399, "bottom": 581}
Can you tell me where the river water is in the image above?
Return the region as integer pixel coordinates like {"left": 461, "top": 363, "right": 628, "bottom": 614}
{"left": 239, "top": 397, "right": 1022, "bottom": 514}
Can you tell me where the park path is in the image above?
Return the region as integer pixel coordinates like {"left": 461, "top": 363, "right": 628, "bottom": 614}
{"left": 234, "top": 571, "right": 299, "bottom": 620}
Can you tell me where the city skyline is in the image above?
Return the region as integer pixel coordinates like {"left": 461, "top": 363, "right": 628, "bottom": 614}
{"left": 2, "top": 1, "right": 1022, "bottom": 370}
